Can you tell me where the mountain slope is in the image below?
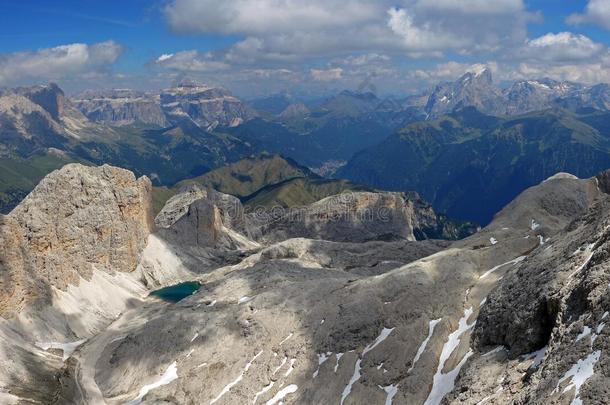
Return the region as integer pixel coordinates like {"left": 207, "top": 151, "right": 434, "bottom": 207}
{"left": 3, "top": 162, "right": 608, "bottom": 404}
{"left": 242, "top": 177, "right": 372, "bottom": 209}
{"left": 339, "top": 108, "right": 610, "bottom": 224}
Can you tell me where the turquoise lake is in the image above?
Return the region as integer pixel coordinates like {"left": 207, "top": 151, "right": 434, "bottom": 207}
{"left": 149, "top": 282, "right": 201, "bottom": 303}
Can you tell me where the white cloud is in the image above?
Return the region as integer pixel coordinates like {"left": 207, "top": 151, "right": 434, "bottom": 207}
{"left": 412, "top": 61, "right": 498, "bottom": 82}
{"left": 386, "top": 8, "right": 466, "bottom": 54}
{"left": 336, "top": 53, "right": 390, "bottom": 66}
{"left": 509, "top": 61, "right": 610, "bottom": 84}
{"left": 162, "top": 0, "right": 533, "bottom": 64}
{"left": 154, "top": 50, "right": 230, "bottom": 72}
{"left": 420, "top": 0, "right": 524, "bottom": 15}
{"left": 567, "top": 0, "right": 610, "bottom": 30}
{"left": 310, "top": 68, "right": 344, "bottom": 81}
{"left": 0, "top": 41, "right": 122, "bottom": 85}
{"left": 157, "top": 54, "right": 174, "bottom": 63}
{"left": 164, "top": 0, "right": 379, "bottom": 35}
{"left": 387, "top": 0, "right": 533, "bottom": 56}
{"left": 519, "top": 32, "right": 605, "bottom": 62}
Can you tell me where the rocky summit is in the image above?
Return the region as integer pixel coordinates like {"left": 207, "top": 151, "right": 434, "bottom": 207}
{"left": 0, "top": 162, "right": 609, "bottom": 405}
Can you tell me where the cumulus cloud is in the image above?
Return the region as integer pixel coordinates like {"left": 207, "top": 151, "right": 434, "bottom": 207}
{"left": 162, "top": 0, "right": 533, "bottom": 64}
{"left": 334, "top": 53, "right": 390, "bottom": 66}
{"left": 567, "top": 0, "right": 610, "bottom": 30}
{"left": 509, "top": 61, "right": 610, "bottom": 84}
{"left": 0, "top": 41, "right": 122, "bottom": 85}
{"left": 387, "top": 0, "right": 533, "bottom": 55}
{"left": 164, "top": 0, "right": 379, "bottom": 35}
{"left": 310, "top": 68, "right": 344, "bottom": 81}
{"left": 153, "top": 1, "right": 610, "bottom": 95}
{"left": 154, "top": 50, "right": 230, "bottom": 72}
{"left": 518, "top": 32, "right": 606, "bottom": 62}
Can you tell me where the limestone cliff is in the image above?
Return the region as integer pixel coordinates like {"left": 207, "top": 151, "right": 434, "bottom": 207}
{"left": 0, "top": 164, "right": 153, "bottom": 317}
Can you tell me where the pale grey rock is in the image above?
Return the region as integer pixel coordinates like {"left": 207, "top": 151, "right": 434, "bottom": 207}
{"left": 425, "top": 68, "right": 503, "bottom": 118}
{"left": 0, "top": 163, "right": 153, "bottom": 317}
{"left": 155, "top": 183, "right": 253, "bottom": 251}
{"left": 73, "top": 89, "right": 168, "bottom": 127}
{"left": 2, "top": 163, "right": 610, "bottom": 405}
{"left": 160, "top": 82, "right": 256, "bottom": 130}
{"left": 249, "top": 191, "right": 419, "bottom": 243}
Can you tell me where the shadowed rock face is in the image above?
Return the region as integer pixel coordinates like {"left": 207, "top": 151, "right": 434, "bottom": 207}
{"left": 449, "top": 181, "right": 610, "bottom": 404}
{"left": 0, "top": 164, "right": 153, "bottom": 317}
{"left": 17, "top": 83, "right": 65, "bottom": 121}
{"left": 596, "top": 169, "right": 610, "bottom": 194}
{"left": 155, "top": 183, "right": 251, "bottom": 250}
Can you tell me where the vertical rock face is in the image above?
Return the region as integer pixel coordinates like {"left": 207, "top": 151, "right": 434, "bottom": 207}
{"left": 250, "top": 191, "right": 419, "bottom": 243}
{"left": 0, "top": 164, "right": 153, "bottom": 317}
{"left": 160, "top": 82, "right": 256, "bottom": 130}
{"left": 72, "top": 89, "right": 168, "bottom": 127}
{"left": 425, "top": 68, "right": 503, "bottom": 117}
{"left": 17, "top": 83, "right": 65, "bottom": 121}
{"left": 155, "top": 183, "right": 252, "bottom": 250}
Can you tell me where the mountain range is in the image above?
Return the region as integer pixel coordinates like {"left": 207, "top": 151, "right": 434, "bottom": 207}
{"left": 4, "top": 68, "right": 610, "bottom": 226}
{"left": 339, "top": 106, "right": 610, "bottom": 223}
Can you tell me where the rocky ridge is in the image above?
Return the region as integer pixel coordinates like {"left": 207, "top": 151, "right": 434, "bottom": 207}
{"left": 73, "top": 82, "right": 257, "bottom": 130}
{"left": 1, "top": 163, "right": 609, "bottom": 405}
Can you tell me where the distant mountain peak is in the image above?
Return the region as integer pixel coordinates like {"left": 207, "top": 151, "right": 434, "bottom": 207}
{"left": 461, "top": 66, "right": 493, "bottom": 84}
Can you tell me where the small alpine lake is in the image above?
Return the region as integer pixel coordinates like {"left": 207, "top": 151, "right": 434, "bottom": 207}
{"left": 149, "top": 281, "right": 201, "bottom": 303}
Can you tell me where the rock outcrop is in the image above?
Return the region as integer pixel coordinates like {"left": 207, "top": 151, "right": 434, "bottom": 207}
{"left": 155, "top": 183, "right": 252, "bottom": 250}
{"left": 72, "top": 89, "right": 168, "bottom": 127}
{"left": 72, "top": 83, "right": 256, "bottom": 130}
{"left": 249, "top": 191, "right": 470, "bottom": 243}
{"left": 160, "top": 82, "right": 256, "bottom": 130}
{"left": 448, "top": 174, "right": 609, "bottom": 404}
{"left": 0, "top": 164, "right": 153, "bottom": 317}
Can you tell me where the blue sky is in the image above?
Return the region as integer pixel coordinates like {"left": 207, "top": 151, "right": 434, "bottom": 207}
{"left": 1, "top": 0, "right": 610, "bottom": 97}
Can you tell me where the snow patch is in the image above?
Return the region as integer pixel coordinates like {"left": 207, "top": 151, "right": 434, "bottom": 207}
{"left": 253, "top": 382, "right": 274, "bottom": 404}
{"left": 408, "top": 318, "right": 441, "bottom": 372}
{"left": 424, "top": 307, "right": 476, "bottom": 405}
{"left": 127, "top": 362, "right": 178, "bottom": 405}
{"left": 380, "top": 384, "right": 399, "bottom": 405}
{"left": 553, "top": 350, "right": 601, "bottom": 404}
{"left": 35, "top": 339, "right": 87, "bottom": 361}
{"left": 284, "top": 358, "right": 296, "bottom": 377}
{"left": 570, "top": 244, "right": 595, "bottom": 278}
{"left": 362, "top": 327, "right": 394, "bottom": 356}
{"left": 334, "top": 353, "right": 344, "bottom": 373}
{"left": 576, "top": 326, "right": 591, "bottom": 342}
{"left": 489, "top": 237, "right": 498, "bottom": 245}
{"left": 265, "top": 384, "right": 298, "bottom": 405}
{"left": 210, "top": 351, "right": 263, "bottom": 404}
{"left": 479, "top": 256, "right": 526, "bottom": 279}
{"left": 524, "top": 346, "right": 547, "bottom": 368}
{"left": 482, "top": 346, "right": 505, "bottom": 358}
{"left": 531, "top": 219, "right": 540, "bottom": 231}
{"left": 279, "top": 332, "right": 293, "bottom": 345}
{"left": 313, "top": 352, "right": 332, "bottom": 378}
{"left": 238, "top": 296, "right": 253, "bottom": 304}
{"left": 340, "top": 358, "right": 362, "bottom": 405}
{"left": 273, "top": 357, "right": 287, "bottom": 375}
